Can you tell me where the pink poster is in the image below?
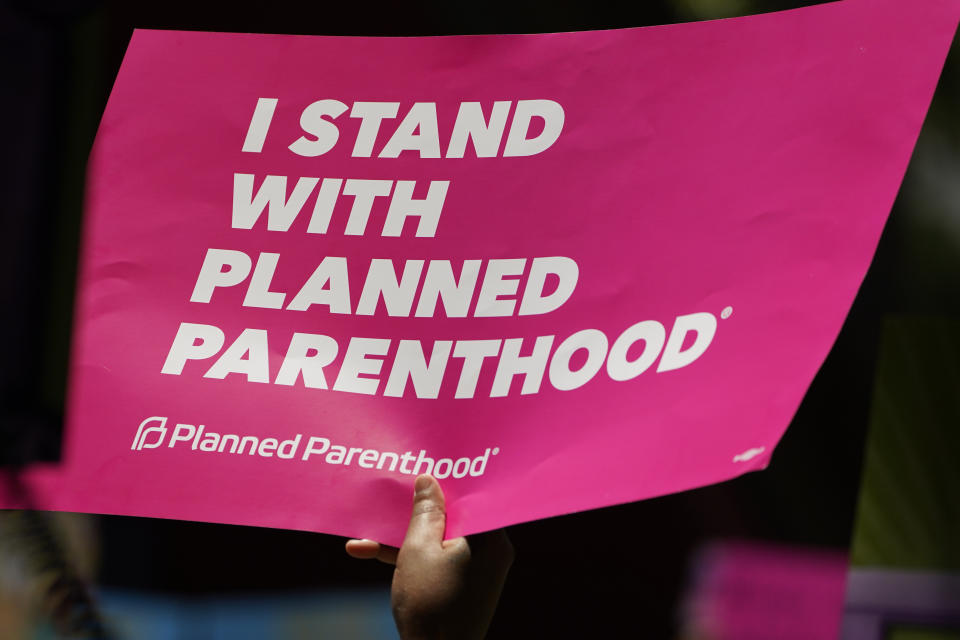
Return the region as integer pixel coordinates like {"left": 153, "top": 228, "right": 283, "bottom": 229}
{"left": 3, "top": 0, "right": 958, "bottom": 546}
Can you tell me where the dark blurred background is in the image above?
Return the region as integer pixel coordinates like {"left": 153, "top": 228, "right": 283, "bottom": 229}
{"left": 1, "top": 1, "right": 958, "bottom": 638}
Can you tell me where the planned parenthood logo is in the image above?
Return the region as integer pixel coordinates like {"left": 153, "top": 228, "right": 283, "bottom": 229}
{"left": 131, "top": 416, "right": 168, "bottom": 450}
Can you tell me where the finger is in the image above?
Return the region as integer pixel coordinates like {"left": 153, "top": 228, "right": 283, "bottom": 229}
{"left": 375, "top": 545, "right": 399, "bottom": 565}
{"left": 345, "top": 539, "right": 400, "bottom": 565}
{"left": 345, "top": 538, "right": 381, "bottom": 559}
{"left": 403, "top": 474, "right": 446, "bottom": 550}
{"left": 441, "top": 535, "right": 469, "bottom": 553}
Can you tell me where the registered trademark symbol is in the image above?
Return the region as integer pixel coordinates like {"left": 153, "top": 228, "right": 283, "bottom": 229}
{"left": 720, "top": 306, "right": 733, "bottom": 319}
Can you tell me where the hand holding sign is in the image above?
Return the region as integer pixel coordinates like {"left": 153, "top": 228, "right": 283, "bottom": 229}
{"left": 347, "top": 475, "right": 513, "bottom": 640}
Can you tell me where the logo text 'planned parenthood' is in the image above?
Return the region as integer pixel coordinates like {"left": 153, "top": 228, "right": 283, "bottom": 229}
{"left": 131, "top": 416, "right": 497, "bottom": 479}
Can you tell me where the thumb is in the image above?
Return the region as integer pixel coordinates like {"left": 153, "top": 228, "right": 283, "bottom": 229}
{"left": 403, "top": 474, "right": 446, "bottom": 549}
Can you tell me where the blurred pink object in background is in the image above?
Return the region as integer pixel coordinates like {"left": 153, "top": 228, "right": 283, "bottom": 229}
{"left": 682, "top": 541, "right": 848, "bottom": 640}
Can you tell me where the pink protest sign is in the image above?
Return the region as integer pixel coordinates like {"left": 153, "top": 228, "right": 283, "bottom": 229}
{"left": 3, "top": 0, "right": 957, "bottom": 546}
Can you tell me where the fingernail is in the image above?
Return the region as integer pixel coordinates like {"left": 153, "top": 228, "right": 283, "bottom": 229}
{"left": 415, "top": 474, "right": 433, "bottom": 493}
